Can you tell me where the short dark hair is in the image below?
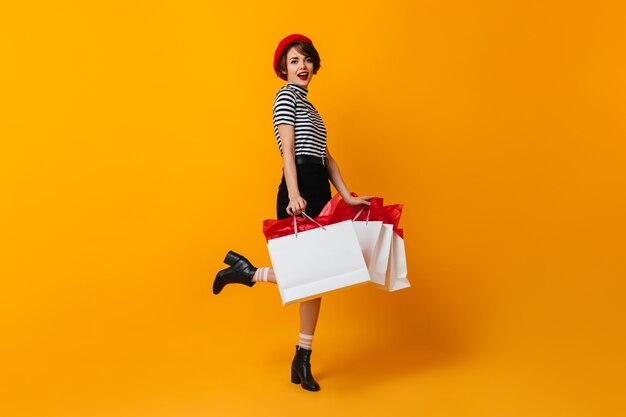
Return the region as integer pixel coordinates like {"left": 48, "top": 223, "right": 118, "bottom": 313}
{"left": 277, "top": 41, "right": 321, "bottom": 79}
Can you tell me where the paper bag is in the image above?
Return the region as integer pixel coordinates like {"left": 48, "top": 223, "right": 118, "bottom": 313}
{"left": 267, "top": 218, "right": 369, "bottom": 305}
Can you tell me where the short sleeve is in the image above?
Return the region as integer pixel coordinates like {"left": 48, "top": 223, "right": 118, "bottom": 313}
{"left": 273, "top": 88, "right": 297, "bottom": 127}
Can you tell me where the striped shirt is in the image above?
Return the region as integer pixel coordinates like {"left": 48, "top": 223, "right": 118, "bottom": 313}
{"left": 272, "top": 83, "right": 327, "bottom": 158}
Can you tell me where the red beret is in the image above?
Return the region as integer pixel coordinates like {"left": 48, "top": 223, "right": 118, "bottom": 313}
{"left": 273, "top": 34, "right": 314, "bottom": 80}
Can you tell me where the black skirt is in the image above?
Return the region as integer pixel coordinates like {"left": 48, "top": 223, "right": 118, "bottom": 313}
{"left": 276, "top": 164, "right": 332, "bottom": 220}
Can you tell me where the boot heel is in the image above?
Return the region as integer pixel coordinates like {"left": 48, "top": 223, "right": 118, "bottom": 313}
{"left": 291, "top": 367, "right": 300, "bottom": 384}
{"left": 223, "top": 251, "right": 241, "bottom": 266}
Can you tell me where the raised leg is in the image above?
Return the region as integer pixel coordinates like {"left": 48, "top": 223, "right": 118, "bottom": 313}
{"left": 252, "top": 267, "right": 277, "bottom": 283}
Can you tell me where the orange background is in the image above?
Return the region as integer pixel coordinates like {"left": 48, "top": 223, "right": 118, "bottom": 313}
{"left": 1, "top": 1, "right": 625, "bottom": 416}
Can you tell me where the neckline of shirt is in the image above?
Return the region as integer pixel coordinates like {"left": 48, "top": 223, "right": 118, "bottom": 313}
{"left": 286, "top": 83, "right": 308, "bottom": 96}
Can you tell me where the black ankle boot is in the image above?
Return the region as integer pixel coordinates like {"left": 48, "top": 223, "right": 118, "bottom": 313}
{"left": 212, "top": 250, "right": 257, "bottom": 295}
{"left": 291, "top": 346, "right": 320, "bottom": 391}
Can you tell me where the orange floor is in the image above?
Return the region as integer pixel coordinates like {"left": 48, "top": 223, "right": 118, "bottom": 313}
{"left": 3, "top": 278, "right": 622, "bottom": 417}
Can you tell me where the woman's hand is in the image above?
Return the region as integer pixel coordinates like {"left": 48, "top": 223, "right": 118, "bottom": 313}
{"left": 287, "top": 196, "right": 307, "bottom": 216}
{"left": 345, "top": 195, "right": 372, "bottom": 206}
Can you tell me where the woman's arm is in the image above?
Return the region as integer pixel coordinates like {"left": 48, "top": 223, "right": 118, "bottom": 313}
{"left": 326, "top": 147, "right": 371, "bottom": 206}
{"left": 277, "top": 124, "right": 307, "bottom": 215}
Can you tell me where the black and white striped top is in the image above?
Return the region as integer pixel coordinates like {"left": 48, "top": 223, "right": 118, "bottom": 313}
{"left": 272, "top": 83, "right": 327, "bottom": 158}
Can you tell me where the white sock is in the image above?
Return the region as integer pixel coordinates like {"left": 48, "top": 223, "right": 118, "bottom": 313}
{"left": 298, "top": 333, "right": 314, "bottom": 350}
{"left": 252, "top": 267, "right": 270, "bottom": 282}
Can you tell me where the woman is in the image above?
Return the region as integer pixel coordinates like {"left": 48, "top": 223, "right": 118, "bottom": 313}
{"left": 212, "top": 34, "right": 370, "bottom": 392}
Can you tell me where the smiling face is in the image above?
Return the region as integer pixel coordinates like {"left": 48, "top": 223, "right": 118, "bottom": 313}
{"left": 284, "top": 47, "right": 315, "bottom": 89}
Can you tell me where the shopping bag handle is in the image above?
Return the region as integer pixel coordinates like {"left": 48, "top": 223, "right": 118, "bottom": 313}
{"left": 293, "top": 212, "right": 326, "bottom": 238}
{"left": 353, "top": 205, "right": 371, "bottom": 224}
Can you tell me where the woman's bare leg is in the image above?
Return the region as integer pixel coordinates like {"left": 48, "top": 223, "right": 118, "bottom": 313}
{"left": 299, "top": 297, "right": 322, "bottom": 336}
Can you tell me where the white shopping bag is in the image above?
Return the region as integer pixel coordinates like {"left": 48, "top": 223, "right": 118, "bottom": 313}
{"left": 386, "top": 230, "right": 410, "bottom": 292}
{"left": 350, "top": 206, "right": 385, "bottom": 285}
{"left": 267, "top": 216, "right": 369, "bottom": 306}
{"left": 368, "top": 224, "right": 393, "bottom": 286}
